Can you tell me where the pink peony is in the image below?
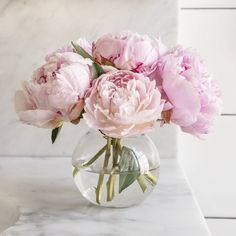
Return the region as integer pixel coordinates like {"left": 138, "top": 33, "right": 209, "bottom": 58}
{"left": 75, "top": 38, "right": 93, "bottom": 56}
{"left": 46, "top": 38, "right": 92, "bottom": 60}
{"left": 181, "top": 79, "right": 221, "bottom": 137}
{"left": 92, "top": 31, "right": 167, "bottom": 75}
{"left": 15, "top": 52, "right": 92, "bottom": 128}
{"left": 84, "top": 70, "right": 164, "bottom": 138}
{"left": 156, "top": 46, "right": 222, "bottom": 137}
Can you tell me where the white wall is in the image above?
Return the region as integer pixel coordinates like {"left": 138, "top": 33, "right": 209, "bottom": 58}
{"left": 179, "top": 0, "right": 236, "bottom": 235}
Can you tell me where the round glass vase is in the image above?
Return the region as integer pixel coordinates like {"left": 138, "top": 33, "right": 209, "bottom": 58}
{"left": 72, "top": 129, "right": 160, "bottom": 208}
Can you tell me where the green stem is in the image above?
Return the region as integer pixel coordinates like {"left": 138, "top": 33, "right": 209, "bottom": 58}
{"left": 106, "top": 138, "right": 120, "bottom": 201}
{"left": 110, "top": 138, "right": 119, "bottom": 167}
{"left": 106, "top": 170, "right": 116, "bottom": 201}
{"left": 144, "top": 171, "right": 157, "bottom": 186}
{"left": 73, "top": 144, "right": 107, "bottom": 179}
{"left": 104, "top": 138, "right": 111, "bottom": 167}
{"left": 96, "top": 137, "right": 111, "bottom": 204}
{"left": 137, "top": 175, "right": 148, "bottom": 193}
{"left": 72, "top": 167, "right": 79, "bottom": 178}
{"left": 82, "top": 145, "right": 107, "bottom": 167}
{"left": 117, "top": 139, "right": 122, "bottom": 156}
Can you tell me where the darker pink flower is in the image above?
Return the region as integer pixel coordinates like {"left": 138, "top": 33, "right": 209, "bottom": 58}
{"left": 156, "top": 46, "right": 222, "bottom": 137}
{"left": 92, "top": 31, "right": 167, "bottom": 75}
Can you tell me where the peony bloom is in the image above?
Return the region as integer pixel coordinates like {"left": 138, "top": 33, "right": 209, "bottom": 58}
{"left": 15, "top": 52, "right": 92, "bottom": 128}
{"left": 92, "top": 31, "right": 167, "bottom": 75}
{"left": 181, "top": 79, "right": 221, "bottom": 137}
{"left": 46, "top": 38, "right": 92, "bottom": 61}
{"left": 156, "top": 46, "right": 222, "bottom": 137}
{"left": 84, "top": 70, "right": 164, "bottom": 138}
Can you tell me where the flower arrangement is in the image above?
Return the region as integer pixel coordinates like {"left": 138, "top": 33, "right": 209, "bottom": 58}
{"left": 15, "top": 31, "right": 222, "bottom": 206}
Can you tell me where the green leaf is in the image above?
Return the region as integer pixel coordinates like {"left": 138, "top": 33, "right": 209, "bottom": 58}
{"left": 71, "top": 42, "right": 104, "bottom": 79}
{"left": 92, "top": 62, "right": 104, "bottom": 77}
{"left": 119, "top": 172, "right": 140, "bottom": 194}
{"left": 51, "top": 125, "right": 62, "bottom": 144}
{"left": 71, "top": 42, "right": 93, "bottom": 60}
{"left": 118, "top": 146, "right": 141, "bottom": 193}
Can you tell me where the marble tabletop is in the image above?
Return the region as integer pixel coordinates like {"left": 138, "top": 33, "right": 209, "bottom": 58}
{"left": 0, "top": 157, "right": 210, "bottom": 236}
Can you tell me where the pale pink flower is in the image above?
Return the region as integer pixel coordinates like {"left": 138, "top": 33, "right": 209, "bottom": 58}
{"left": 46, "top": 38, "right": 92, "bottom": 60}
{"left": 15, "top": 52, "right": 92, "bottom": 128}
{"left": 156, "top": 46, "right": 222, "bottom": 137}
{"left": 84, "top": 70, "right": 164, "bottom": 138}
{"left": 92, "top": 31, "right": 167, "bottom": 75}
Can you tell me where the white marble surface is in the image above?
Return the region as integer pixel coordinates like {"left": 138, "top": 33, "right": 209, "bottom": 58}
{"left": 0, "top": 158, "right": 210, "bottom": 236}
{"left": 0, "top": 198, "right": 19, "bottom": 233}
{"left": 0, "top": 0, "right": 178, "bottom": 158}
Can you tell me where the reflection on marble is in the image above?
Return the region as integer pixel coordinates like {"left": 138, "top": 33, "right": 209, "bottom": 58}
{"left": 0, "top": 0, "right": 178, "bottom": 157}
{"left": 0, "top": 158, "right": 210, "bottom": 236}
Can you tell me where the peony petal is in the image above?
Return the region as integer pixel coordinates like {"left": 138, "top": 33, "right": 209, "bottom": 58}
{"left": 15, "top": 90, "right": 34, "bottom": 113}
{"left": 68, "top": 99, "right": 84, "bottom": 122}
{"left": 18, "top": 110, "right": 62, "bottom": 128}
{"left": 84, "top": 70, "right": 164, "bottom": 138}
{"left": 163, "top": 75, "right": 201, "bottom": 126}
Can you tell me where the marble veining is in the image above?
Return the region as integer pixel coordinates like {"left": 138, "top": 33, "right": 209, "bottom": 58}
{"left": 0, "top": 0, "right": 178, "bottom": 157}
{"left": 0, "top": 158, "right": 210, "bottom": 236}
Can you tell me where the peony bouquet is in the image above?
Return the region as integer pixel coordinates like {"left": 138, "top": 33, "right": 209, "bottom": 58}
{"left": 15, "top": 31, "right": 222, "bottom": 206}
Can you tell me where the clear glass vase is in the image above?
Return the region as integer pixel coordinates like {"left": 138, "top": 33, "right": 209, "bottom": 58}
{"left": 72, "top": 129, "right": 160, "bottom": 208}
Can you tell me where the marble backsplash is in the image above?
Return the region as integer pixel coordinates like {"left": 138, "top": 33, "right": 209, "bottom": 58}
{"left": 0, "top": 0, "right": 178, "bottom": 157}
